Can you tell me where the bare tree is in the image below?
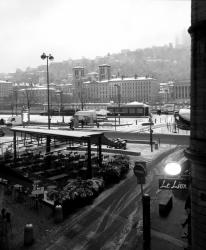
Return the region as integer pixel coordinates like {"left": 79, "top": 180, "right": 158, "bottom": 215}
{"left": 21, "top": 83, "right": 37, "bottom": 123}
{"left": 76, "top": 85, "right": 88, "bottom": 110}
{"left": 10, "top": 86, "right": 18, "bottom": 115}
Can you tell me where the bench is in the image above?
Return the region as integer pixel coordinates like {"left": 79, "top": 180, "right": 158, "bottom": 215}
{"left": 158, "top": 191, "right": 173, "bottom": 216}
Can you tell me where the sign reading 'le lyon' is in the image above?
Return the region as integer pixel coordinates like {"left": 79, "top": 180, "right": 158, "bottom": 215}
{"left": 159, "top": 178, "right": 189, "bottom": 190}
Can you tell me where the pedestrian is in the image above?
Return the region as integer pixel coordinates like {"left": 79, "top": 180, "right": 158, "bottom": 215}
{"left": 5, "top": 212, "right": 12, "bottom": 231}
{"left": 181, "top": 195, "right": 191, "bottom": 245}
{"left": 1, "top": 208, "right": 6, "bottom": 219}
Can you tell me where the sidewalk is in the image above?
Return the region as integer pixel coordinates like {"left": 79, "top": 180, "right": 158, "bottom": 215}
{"left": 149, "top": 189, "right": 189, "bottom": 250}
{"left": 121, "top": 188, "right": 190, "bottom": 250}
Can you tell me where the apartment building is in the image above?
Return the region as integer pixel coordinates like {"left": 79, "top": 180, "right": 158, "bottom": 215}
{"left": 0, "top": 80, "right": 13, "bottom": 101}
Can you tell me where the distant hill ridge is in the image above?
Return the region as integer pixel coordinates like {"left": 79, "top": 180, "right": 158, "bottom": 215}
{"left": 8, "top": 44, "right": 190, "bottom": 83}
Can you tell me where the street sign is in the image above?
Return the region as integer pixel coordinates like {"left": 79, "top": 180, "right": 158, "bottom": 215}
{"left": 134, "top": 163, "right": 146, "bottom": 184}
{"left": 159, "top": 178, "right": 189, "bottom": 190}
{"left": 142, "top": 122, "right": 154, "bottom": 126}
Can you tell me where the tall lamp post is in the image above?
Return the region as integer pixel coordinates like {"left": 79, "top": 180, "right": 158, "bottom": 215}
{"left": 41, "top": 53, "right": 54, "bottom": 152}
{"left": 40, "top": 53, "right": 54, "bottom": 129}
{"left": 114, "top": 84, "right": 121, "bottom": 124}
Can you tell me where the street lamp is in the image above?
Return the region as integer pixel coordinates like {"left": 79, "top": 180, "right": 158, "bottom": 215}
{"left": 164, "top": 162, "right": 182, "bottom": 176}
{"left": 114, "top": 84, "right": 121, "bottom": 124}
{"left": 40, "top": 53, "right": 54, "bottom": 129}
{"left": 41, "top": 53, "right": 54, "bottom": 153}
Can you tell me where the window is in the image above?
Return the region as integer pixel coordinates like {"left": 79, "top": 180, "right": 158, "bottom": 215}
{"left": 75, "top": 70, "right": 79, "bottom": 76}
{"left": 122, "top": 108, "right": 128, "bottom": 114}
{"left": 136, "top": 108, "right": 143, "bottom": 114}
{"left": 129, "top": 108, "right": 135, "bottom": 113}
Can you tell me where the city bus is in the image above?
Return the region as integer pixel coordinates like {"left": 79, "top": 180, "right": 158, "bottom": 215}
{"left": 161, "top": 104, "right": 175, "bottom": 114}
{"left": 107, "top": 102, "right": 150, "bottom": 117}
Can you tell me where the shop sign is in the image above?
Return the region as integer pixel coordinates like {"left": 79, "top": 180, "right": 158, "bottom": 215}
{"left": 159, "top": 178, "right": 188, "bottom": 190}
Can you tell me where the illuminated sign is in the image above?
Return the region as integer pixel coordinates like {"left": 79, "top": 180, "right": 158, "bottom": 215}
{"left": 159, "top": 178, "right": 188, "bottom": 190}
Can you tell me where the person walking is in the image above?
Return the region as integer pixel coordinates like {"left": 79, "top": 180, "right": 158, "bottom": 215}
{"left": 182, "top": 195, "right": 191, "bottom": 246}
{"left": 5, "top": 212, "right": 12, "bottom": 232}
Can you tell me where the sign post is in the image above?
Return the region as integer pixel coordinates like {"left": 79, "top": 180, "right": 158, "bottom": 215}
{"left": 142, "top": 120, "right": 154, "bottom": 152}
{"left": 133, "top": 162, "right": 150, "bottom": 249}
{"left": 134, "top": 164, "right": 146, "bottom": 196}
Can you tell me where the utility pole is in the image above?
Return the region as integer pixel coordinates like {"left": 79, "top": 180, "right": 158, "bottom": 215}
{"left": 115, "top": 84, "right": 121, "bottom": 125}
{"left": 149, "top": 117, "right": 153, "bottom": 152}
{"left": 14, "top": 87, "right": 18, "bottom": 116}
{"left": 142, "top": 118, "right": 154, "bottom": 152}
{"left": 149, "top": 122, "right": 153, "bottom": 152}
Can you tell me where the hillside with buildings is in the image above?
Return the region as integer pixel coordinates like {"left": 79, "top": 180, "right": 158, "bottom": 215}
{"left": 0, "top": 44, "right": 190, "bottom": 113}
{"left": 1, "top": 44, "right": 190, "bottom": 84}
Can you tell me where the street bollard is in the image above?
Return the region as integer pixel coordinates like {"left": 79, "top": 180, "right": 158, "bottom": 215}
{"left": 24, "top": 224, "right": 34, "bottom": 246}
{"left": 143, "top": 194, "right": 151, "bottom": 250}
{"left": 54, "top": 205, "right": 63, "bottom": 223}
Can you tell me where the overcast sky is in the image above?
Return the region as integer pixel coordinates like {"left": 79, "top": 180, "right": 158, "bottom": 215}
{"left": 0, "top": 0, "right": 191, "bottom": 73}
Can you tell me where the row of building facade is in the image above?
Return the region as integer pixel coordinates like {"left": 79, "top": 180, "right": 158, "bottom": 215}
{"left": 72, "top": 64, "right": 190, "bottom": 106}
{"left": 0, "top": 65, "right": 190, "bottom": 111}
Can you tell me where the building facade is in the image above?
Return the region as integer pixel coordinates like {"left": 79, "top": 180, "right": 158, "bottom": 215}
{"left": 84, "top": 76, "right": 159, "bottom": 105}
{"left": 158, "top": 80, "right": 190, "bottom": 106}
{"left": 0, "top": 80, "right": 13, "bottom": 101}
{"left": 173, "top": 80, "right": 190, "bottom": 104}
{"left": 17, "top": 85, "right": 57, "bottom": 107}
{"left": 70, "top": 64, "right": 159, "bottom": 105}
{"left": 98, "top": 64, "right": 111, "bottom": 81}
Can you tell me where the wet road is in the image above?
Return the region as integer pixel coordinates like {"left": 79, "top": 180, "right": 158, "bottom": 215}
{"left": 105, "top": 131, "right": 189, "bottom": 145}
{"left": 31, "top": 146, "right": 185, "bottom": 250}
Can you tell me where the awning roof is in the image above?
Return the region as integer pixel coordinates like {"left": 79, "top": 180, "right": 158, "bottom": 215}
{"left": 11, "top": 127, "right": 104, "bottom": 142}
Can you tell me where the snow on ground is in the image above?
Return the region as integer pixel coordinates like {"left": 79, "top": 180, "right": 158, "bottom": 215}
{"left": 0, "top": 113, "right": 188, "bottom": 249}
{"left": 0, "top": 114, "right": 72, "bottom": 124}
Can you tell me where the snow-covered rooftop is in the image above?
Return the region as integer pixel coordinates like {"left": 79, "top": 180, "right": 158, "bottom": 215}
{"left": 11, "top": 127, "right": 104, "bottom": 139}
{"left": 125, "top": 101, "right": 149, "bottom": 107}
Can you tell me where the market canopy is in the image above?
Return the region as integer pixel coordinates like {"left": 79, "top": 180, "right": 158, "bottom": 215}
{"left": 10, "top": 126, "right": 105, "bottom": 179}
{"left": 10, "top": 126, "right": 104, "bottom": 143}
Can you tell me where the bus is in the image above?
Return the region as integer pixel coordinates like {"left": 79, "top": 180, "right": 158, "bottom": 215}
{"left": 107, "top": 102, "right": 150, "bottom": 117}
{"left": 161, "top": 104, "right": 175, "bottom": 114}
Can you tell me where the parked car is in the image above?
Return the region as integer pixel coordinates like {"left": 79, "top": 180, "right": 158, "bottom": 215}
{"left": 5, "top": 116, "right": 22, "bottom": 126}
{"left": 113, "top": 138, "right": 127, "bottom": 149}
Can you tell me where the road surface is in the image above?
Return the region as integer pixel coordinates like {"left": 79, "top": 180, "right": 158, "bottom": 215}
{"left": 105, "top": 131, "right": 189, "bottom": 145}
{"left": 28, "top": 146, "right": 186, "bottom": 250}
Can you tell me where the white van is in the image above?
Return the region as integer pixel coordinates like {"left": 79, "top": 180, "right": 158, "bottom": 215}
{"left": 6, "top": 116, "right": 22, "bottom": 126}
{"left": 74, "top": 110, "right": 97, "bottom": 124}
